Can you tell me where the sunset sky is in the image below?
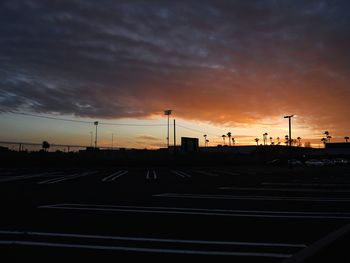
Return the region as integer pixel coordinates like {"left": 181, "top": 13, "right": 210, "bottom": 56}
{"left": 0, "top": 0, "right": 349, "bottom": 149}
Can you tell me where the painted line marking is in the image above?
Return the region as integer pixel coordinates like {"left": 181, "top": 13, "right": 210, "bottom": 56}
{"left": 0, "top": 230, "right": 306, "bottom": 248}
{"left": 0, "top": 172, "right": 61, "bottom": 182}
{"left": 0, "top": 240, "right": 291, "bottom": 258}
{"left": 102, "top": 171, "right": 128, "bottom": 182}
{"left": 219, "top": 186, "right": 350, "bottom": 193}
{"left": 154, "top": 193, "right": 350, "bottom": 203}
{"left": 38, "top": 171, "right": 98, "bottom": 185}
{"left": 171, "top": 171, "right": 191, "bottom": 178}
{"left": 262, "top": 182, "right": 350, "bottom": 187}
{"left": 39, "top": 203, "right": 350, "bottom": 219}
{"left": 146, "top": 170, "right": 157, "bottom": 180}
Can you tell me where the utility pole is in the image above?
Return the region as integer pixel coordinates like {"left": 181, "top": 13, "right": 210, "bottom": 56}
{"left": 112, "top": 133, "right": 114, "bottom": 150}
{"left": 164, "top": 110, "right": 172, "bottom": 148}
{"left": 94, "top": 121, "right": 99, "bottom": 148}
{"left": 90, "top": 131, "right": 93, "bottom": 147}
{"left": 284, "top": 115, "right": 294, "bottom": 147}
{"left": 173, "top": 119, "right": 176, "bottom": 152}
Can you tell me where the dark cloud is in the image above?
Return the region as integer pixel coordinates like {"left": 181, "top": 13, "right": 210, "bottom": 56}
{"left": 1, "top": 0, "right": 350, "bottom": 134}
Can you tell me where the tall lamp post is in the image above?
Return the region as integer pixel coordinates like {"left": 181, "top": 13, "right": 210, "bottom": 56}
{"left": 89, "top": 131, "right": 93, "bottom": 147}
{"left": 164, "top": 110, "right": 172, "bottom": 148}
{"left": 94, "top": 121, "right": 99, "bottom": 148}
{"left": 284, "top": 115, "right": 294, "bottom": 147}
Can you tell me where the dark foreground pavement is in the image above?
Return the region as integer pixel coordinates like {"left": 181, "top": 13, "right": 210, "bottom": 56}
{"left": 0, "top": 165, "right": 350, "bottom": 262}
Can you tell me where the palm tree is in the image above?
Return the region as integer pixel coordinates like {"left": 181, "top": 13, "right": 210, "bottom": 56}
{"left": 321, "top": 137, "right": 327, "bottom": 145}
{"left": 269, "top": 137, "right": 273, "bottom": 145}
{"left": 285, "top": 135, "right": 289, "bottom": 146}
{"left": 232, "top": 137, "right": 235, "bottom": 146}
{"left": 263, "top": 133, "right": 268, "bottom": 146}
{"left": 227, "top": 132, "right": 232, "bottom": 146}
{"left": 327, "top": 135, "right": 332, "bottom": 143}
{"left": 206, "top": 139, "right": 209, "bottom": 146}
{"left": 254, "top": 138, "right": 259, "bottom": 146}
{"left": 42, "top": 141, "right": 50, "bottom": 152}
{"left": 297, "top": 137, "right": 301, "bottom": 147}
{"left": 345, "top": 136, "right": 349, "bottom": 143}
{"left": 276, "top": 137, "right": 280, "bottom": 145}
{"left": 203, "top": 135, "right": 207, "bottom": 147}
{"left": 222, "top": 135, "right": 226, "bottom": 145}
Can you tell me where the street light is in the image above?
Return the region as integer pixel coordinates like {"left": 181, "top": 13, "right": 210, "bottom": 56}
{"left": 111, "top": 133, "right": 115, "bottom": 150}
{"left": 164, "top": 110, "right": 172, "bottom": 148}
{"left": 89, "top": 131, "right": 93, "bottom": 147}
{"left": 284, "top": 115, "right": 294, "bottom": 147}
{"left": 94, "top": 121, "right": 99, "bottom": 148}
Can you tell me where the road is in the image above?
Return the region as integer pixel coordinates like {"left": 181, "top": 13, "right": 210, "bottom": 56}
{"left": 1, "top": 165, "right": 350, "bottom": 262}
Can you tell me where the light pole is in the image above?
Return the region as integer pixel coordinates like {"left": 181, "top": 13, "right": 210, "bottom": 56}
{"left": 164, "top": 110, "right": 172, "bottom": 148}
{"left": 94, "top": 121, "right": 99, "bottom": 148}
{"left": 284, "top": 115, "right": 294, "bottom": 147}
{"left": 89, "top": 131, "right": 93, "bottom": 147}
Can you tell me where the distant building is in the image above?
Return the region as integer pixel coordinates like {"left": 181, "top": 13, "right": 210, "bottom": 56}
{"left": 181, "top": 137, "right": 199, "bottom": 152}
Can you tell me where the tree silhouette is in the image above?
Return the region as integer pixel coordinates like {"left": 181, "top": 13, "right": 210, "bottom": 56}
{"left": 276, "top": 137, "right": 280, "bottom": 145}
{"left": 232, "top": 137, "right": 235, "bottom": 146}
{"left": 254, "top": 138, "right": 259, "bottom": 146}
{"left": 327, "top": 135, "right": 332, "bottom": 143}
{"left": 285, "top": 135, "right": 289, "bottom": 146}
{"left": 203, "top": 134, "right": 207, "bottom": 147}
{"left": 321, "top": 137, "right": 327, "bottom": 145}
{"left": 269, "top": 137, "right": 273, "bottom": 145}
{"left": 227, "top": 132, "right": 232, "bottom": 146}
{"left": 345, "top": 136, "right": 349, "bottom": 143}
{"left": 297, "top": 137, "right": 301, "bottom": 147}
{"left": 222, "top": 135, "right": 226, "bottom": 145}
{"left": 263, "top": 133, "right": 268, "bottom": 146}
{"left": 42, "top": 141, "right": 50, "bottom": 152}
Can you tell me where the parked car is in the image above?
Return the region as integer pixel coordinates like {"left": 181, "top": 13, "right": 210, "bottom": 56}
{"left": 288, "top": 159, "right": 303, "bottom": 166}
{"left": 333, "top": 158, "right": 349, "bottom": 165}
{"left": 320, "top": 159, "right": 334, "bottom": 166}
{"left": 266, "top": 159, "right": 281, "bottom": 165}
{"left": 305, "top": 159, "right": 324, "bottom": 167}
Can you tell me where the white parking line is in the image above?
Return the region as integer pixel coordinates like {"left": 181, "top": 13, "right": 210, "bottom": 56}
{"left": 102, "top": 171, "right": 128, "bottom": 182}
{"left": 0, "top": 172, "right": 61, "bottom": 182}
{"left": 262, "top": 182, "right": 350, "bottom": 187}
{"left": 0, "top": 240, "right": 291, "bottom": 258}
{"left": 39, "top": 203, "right": 350, "bottom": 219}
{"left": 38, "top": 171, "right": 98, "bottom": 185}
{"left": 219, "top": 186, "right": 350, "bottom": 193}
{"left": 154, "top": 193, "right": 350, "bottom": 203}
{"left": 171, "top": 171, "right": 192, "bottom": 178}
{"left": 146, "top": 170, "right": 157, "bottom": 180}
{"left": 0, "top": 230, "right": 306, "bottom": 248}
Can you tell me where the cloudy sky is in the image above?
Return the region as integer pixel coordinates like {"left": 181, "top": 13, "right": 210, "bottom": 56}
{"left": 0, "top": 0, "right": 349, "bottom": 148}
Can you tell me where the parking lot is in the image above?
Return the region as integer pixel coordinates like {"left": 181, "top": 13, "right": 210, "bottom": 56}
{"left": 1, "top": 165, "right": 350, "bottom": 261}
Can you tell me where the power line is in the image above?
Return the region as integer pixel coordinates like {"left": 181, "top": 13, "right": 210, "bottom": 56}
{"left": 7, "top": 111, "right": 167, "bottom": 127}
{"left": 176, "top": 123, "right": 222, "bottom": 137}
{"left": 9, "top": 111, "right": 92, "bottom": 124}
